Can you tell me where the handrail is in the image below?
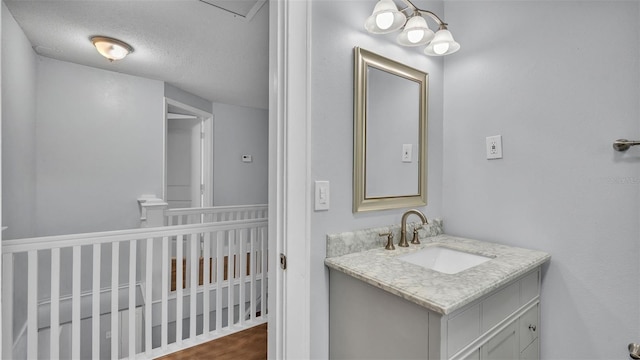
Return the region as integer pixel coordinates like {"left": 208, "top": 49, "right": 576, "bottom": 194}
{"left": 165, "top": 204, "right": 268, "bottom": 216}
{"left": 3, "top": 209, "right": 269, "bottom": 359}
{"left": 2, "top": 218, "right": 267, "bottom": 253}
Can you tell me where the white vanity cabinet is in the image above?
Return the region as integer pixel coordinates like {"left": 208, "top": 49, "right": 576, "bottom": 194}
{"left": 329, "top": 267, "right": 542, "bottom": 360}
{"left": 480, "top": 322, "right": 518, "bottom": 359}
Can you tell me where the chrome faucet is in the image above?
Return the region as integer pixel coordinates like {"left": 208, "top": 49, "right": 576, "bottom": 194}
{"left": 399, "top": 209, "right": 428, "bottom": 247}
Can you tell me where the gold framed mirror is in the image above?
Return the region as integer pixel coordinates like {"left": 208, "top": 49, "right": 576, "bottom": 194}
{"left": 353, "top": 47, "right": 428, "bottom": 213}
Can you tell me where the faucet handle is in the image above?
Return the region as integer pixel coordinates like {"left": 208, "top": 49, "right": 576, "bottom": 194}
{"left": 411, "top": 226, "right": 423, "bottom": 245}
{"left": 379, "top": 232, "right": 395, "bottom": 250}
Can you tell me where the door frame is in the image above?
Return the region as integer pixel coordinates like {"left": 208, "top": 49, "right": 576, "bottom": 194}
{"left": 162, "top": 97, "right": 214, "bottom": 208}
{"left": 268, "top": 0, "right": 311, "bottom": 358}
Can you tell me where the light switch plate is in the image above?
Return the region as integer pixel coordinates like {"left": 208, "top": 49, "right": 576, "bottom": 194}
{"left": 314, "top": 181, "right": 330, "bottom": 211}
{"left": 486, "top": 135, "right": 503, "bottom": 160}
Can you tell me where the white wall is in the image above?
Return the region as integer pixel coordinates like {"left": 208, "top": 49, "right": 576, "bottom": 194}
{"left": 4, "top": 39, "right": 267, "bottom": 236}
{"left": 309, "top": 1, "right": 445, "bottom": 357}
{"left": 164, "top": 83, "right": 213, "bottom": 114}
{"left": 166, "top": 118, "right": 199, "bottom": 208}
{"left": 1, "top": 2, "right": 37, "bottom": 239}
{"left": 212, "top": 102, "right": 268, "bottom": 205}
{"left": 35, "top": 57, "right": 165, "bottom": 236}
{"left": 442, "top": 2, "right": 640, "bottom": 359}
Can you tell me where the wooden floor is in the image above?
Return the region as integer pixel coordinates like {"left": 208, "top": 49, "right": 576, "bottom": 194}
{"left": 156, "top": 323, "right": 267, "bottom": 360}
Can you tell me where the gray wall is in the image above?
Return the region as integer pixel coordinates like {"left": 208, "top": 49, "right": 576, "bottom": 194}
{"left": 1, "top": 2, "right": 37, "bottom": 239}
{"left": 35, "top": 57, "right": 164, "bottom": 236}
{"left": 212, "top": 102, "right": 268, "bottom": 205}
{"left": 309, "top": 0, "right": 445, "bottom": 357}
{"left": 164, "top": 83, "right": 213, "bottom": 114}
{"left": 166, "top": 118, "right": 199, "bottom": 208}
{"left": 2, "top": 45, "right": 268, "bottom": 238}
{"left": 1, "top": 1, "right": 37, "bottom": 337}
{"left": 442, "top": 2, "right": 640, "bottom": 359}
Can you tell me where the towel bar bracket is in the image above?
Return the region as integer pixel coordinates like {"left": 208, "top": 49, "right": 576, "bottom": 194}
{"left": 613, "top": 139, "right": 640, "bottom": 152}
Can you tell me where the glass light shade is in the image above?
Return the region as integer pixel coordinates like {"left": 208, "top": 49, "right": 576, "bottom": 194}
{"left": 364, "top": 0, "right": 407, "bottom": 34}
{"left": 397, "top": 16, "right": 434, "bottom": 46}
{"left": 91, "top": 36, "right": 133, "bottom": 61}
{"left": 424, "top": 29, "right": 460, "bottom": 56}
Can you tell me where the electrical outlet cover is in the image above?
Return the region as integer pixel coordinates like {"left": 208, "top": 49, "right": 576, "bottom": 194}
{"left": 486, "top": 135, "right": 503, "bottom": 159}
{"left": 402, "top": 144, "right": 413, "bottom": 163}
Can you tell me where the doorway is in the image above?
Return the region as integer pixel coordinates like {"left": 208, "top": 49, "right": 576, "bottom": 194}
{"left": 163, "top": 98, "right": 213, "bottom": 209}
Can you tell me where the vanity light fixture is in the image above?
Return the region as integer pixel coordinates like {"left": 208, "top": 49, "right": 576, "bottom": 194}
{"left": 364, "top": 0, "right": 407, "bottom": 34}
{"left": 365, "top": 0, "right": 460, "bottom": 56}
{"left": 90, "top": 36, "right": 134, "bottom": 62}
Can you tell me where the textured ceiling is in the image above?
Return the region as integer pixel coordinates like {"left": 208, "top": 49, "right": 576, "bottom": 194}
{"left": 4, "top": 0, "right": 269, "bottom": 110}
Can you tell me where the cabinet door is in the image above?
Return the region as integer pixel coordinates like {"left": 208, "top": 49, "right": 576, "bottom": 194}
{"left": 448, "top": 304, "right": 481, "bottom": 357}
{"left": 481, "top": 322, "right": 518, "bottom": 360}
{"left": 519, "top": 305, "right": 539, "bottom": 352}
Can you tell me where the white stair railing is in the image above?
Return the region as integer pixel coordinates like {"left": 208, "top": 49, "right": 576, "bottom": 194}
{"left": 165, "top": 204, "right": 268, "bottom": 225}
{"left": 2, "top": 219, "right": 268, "bottom": 359}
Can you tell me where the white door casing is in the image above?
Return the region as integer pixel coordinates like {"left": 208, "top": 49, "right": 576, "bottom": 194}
{"left": 162, "top": 98, "right": 213, "bottom": 209}
{"left": 268, "top": 0, "right": 311, "bottom": 358}
{"left": 0, "top": 4, "right": 3, "bottom": 357}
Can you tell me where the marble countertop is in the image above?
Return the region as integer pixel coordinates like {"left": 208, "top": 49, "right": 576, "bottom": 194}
{"left": 324, "top": 234, "right": 551, "bottom": 315}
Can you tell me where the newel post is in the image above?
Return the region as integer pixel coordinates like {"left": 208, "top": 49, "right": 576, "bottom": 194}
{"left": 138, "top": 195, "right": 168, "bottom": 228}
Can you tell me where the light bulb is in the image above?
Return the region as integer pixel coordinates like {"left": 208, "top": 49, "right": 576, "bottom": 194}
{"left": 365, "top": 0, "right": 406, "bottom": 34}
{"left": 375, "top": 12, "right": 394, "bottom": 30}
{"left": 91, "top": 36, "right": 133, "bottom": 61}
{"left": 433, "top": 42, "right": 450, "bottom": 55}
{"left": 424, "top": 29, "right": 460, "bottom": 56}
{"left": 407, "top": 29, "right": 424, "bottom": 43}
{"left": 108, "top": 45, "right": 128, "bottom": 59}
{"left": 396, "top": 15, "right": 433, "bottom": 47}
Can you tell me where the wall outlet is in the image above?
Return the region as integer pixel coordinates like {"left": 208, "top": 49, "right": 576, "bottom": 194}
{"left": 402, "top": 144, "right": 413, "bottom": 163}
{"left": 486, "top": 135, "right": 503, "bottom": 159}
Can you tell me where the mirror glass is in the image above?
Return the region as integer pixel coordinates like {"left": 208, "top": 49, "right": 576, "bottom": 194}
{"left": 353, "top": 47, "right": 428, "bottom": 212}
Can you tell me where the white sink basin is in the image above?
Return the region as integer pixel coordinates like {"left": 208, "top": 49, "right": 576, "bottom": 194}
{"left": 398, "top": 246, "right": 493, "bottom": 274}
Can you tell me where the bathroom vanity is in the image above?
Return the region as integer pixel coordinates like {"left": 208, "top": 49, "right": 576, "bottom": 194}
{"left": 325, "top": 222, "right": 550, "bottom": 360}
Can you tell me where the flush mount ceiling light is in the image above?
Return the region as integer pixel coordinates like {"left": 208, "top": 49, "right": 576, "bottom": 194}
{"left": 365, "top": 0, "right": 460, "bottom": 56}
{"left": 90, "top": 36, "right": 134, "bottom": 62}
